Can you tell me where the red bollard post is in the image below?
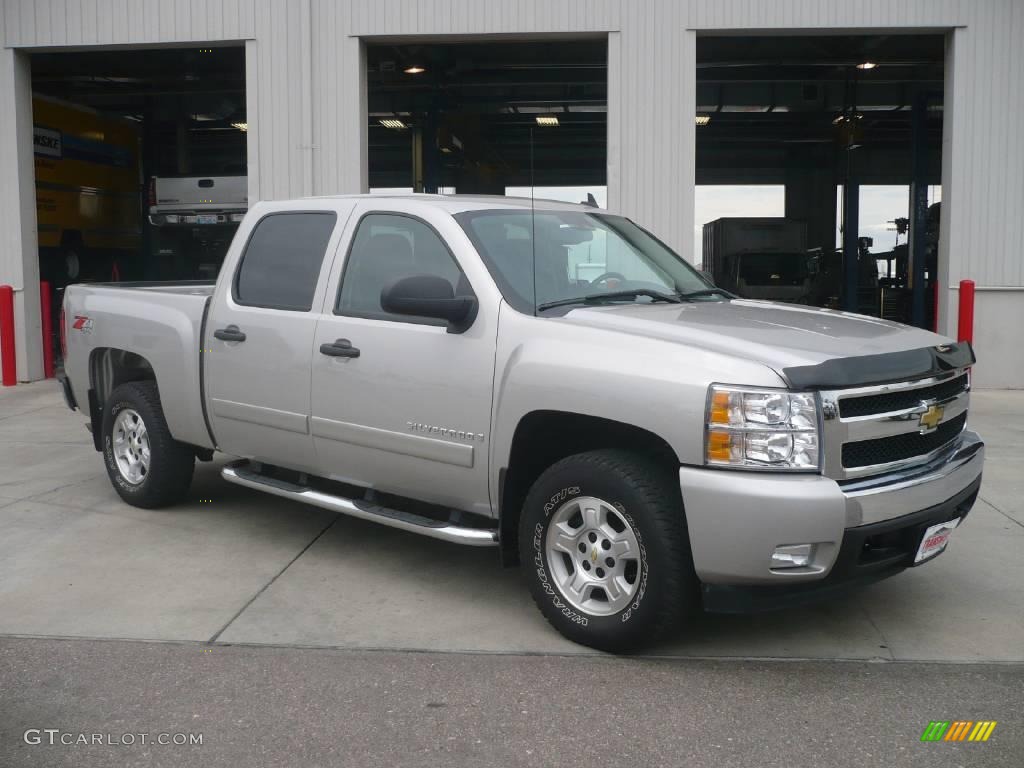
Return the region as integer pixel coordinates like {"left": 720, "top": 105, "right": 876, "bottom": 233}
{"left": 40, "top": 281, "right": 54, "bottom": 379}
{"left": 0, "top": 284, "right": 16, "bottom": 386}
{"left": 957, "top": 279, "right": 975, "bottom": 345}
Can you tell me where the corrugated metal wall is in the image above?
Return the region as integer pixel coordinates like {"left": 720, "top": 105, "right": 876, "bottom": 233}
{"left": 1, "top": 0, "right": 1021, "bottom": 383}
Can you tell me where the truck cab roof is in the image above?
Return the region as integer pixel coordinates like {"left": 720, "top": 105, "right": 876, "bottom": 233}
{"left": 273, "top": 193, "right": 606, "bottom": 216}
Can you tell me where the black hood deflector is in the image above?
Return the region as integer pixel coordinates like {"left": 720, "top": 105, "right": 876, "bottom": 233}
{"left": 782, "top": 342, "right": 975, "bottom": 390}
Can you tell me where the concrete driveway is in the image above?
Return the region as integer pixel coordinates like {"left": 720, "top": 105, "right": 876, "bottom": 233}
{"left": 1, "top": 381, "right": 1022, "bottom": 662}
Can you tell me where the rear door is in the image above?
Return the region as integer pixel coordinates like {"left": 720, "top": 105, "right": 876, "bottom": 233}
{"left": 205, "top": 204, "right": 352, "bottom": 468}
{"left": 309, "top": 205, "right": 498, "bottom": 516}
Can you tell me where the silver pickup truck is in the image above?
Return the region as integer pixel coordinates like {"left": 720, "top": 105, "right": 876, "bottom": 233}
{"left": 58, "top": 194, "right": 984, "bottom": 651}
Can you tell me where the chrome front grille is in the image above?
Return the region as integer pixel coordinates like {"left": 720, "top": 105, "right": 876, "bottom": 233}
{"left": 820, "top": 370, "right": 970, "bottom": 480}
{"left": 837, "top": 374, "right": 968, "bottom": 418}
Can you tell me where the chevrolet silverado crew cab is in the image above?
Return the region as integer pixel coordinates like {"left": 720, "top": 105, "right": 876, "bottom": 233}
{"left": 58, "top": 194, "right": 984, "bottom": 651}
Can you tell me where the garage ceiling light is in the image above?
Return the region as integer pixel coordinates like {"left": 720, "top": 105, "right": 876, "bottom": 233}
{"left": 832, "top": 113, "right": 863, "bottom": 125}
{"left": 856, "top": 61, "right": 878, "bottom": 70}
{"left": 535, "top": 115, "right": 559, "bottom": 126}
{"left": 379, "top": 118, "right": 407, "bottom": 130}
{"left": 403, "top": 65, "right": 426, "bottom": 74}
{"left": 695, "top": 114, "right": 711, "bottom": 126}
{"left": 231, "top": 122, "right": 248, "bottom": 132}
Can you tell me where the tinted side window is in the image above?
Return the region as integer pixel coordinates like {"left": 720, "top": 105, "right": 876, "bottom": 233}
{"left": 234, "top": 212, "right": 337, "bottom": 311}
{"left": 336, "top": 214, "right": 467, "bottom": 319}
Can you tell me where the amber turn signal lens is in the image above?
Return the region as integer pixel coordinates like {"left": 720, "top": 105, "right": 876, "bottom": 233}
{"left": 709, "top": 391, "right": 731, "bottom": 424}
{"left": 707, "top": 430, "right": 732, "bottom": 461}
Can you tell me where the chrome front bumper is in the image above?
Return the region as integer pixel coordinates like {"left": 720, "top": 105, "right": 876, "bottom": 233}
{"left": 841, "top": 431, "right": 984, "bottom": 527}
{"left": 679, "top": 430, "right": 984, "bottom": 587}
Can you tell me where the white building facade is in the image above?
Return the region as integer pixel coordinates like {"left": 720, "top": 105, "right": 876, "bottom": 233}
{"left": 1, "top": 0, "right": 1021, "bottom": 386}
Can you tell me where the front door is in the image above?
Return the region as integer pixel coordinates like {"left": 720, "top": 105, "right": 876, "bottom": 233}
{"left": 310, "top": 210, "right": 495, "bottom": 516}
{"left": 205, "top": 207, "right": 345, "bottom": 468}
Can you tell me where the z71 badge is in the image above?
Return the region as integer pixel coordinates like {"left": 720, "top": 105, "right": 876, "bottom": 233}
{"left": 72, "top": 315, "right": 94, "bottom": 334}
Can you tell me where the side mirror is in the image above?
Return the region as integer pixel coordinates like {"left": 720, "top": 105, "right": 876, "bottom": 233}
{"left": 380, "top": 274, "right": 478, "bottom": 334}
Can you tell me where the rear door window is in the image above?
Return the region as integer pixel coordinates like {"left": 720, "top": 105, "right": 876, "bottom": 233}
{"left": 234, "top": 212, "right": 337, "bottom": 311}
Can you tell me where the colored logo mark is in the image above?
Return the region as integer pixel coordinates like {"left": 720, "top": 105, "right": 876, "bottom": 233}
{"left": 921, "top": 721, "right": 997, "bottom": 742}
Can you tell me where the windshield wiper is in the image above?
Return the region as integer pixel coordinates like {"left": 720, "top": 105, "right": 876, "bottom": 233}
{"left": 676, "top": 288, "right": 734, "bottom": 300}
{"left": 537, "top": 289, "right": 682, "bottom": 312}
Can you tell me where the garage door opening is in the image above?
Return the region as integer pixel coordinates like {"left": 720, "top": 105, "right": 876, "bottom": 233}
{"left": 696, "top": 33, "right": 944, "bottom": 327}
{"left": 31, "top": 45, "right": 247, "bottom": 296}
{"left": 366, "top": 38, "right": 607, "bottom": 205}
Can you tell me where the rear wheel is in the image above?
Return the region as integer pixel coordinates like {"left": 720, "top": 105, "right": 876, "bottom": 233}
{"left": 519, "top": 449, "right": 697, "bottom": 652}
{"left": 101, "top": 382, "right": 195, "bottom": 508}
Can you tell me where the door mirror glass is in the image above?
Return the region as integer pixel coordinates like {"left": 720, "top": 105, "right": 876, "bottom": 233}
{"left": 380, "top": 274, "right": 477, "bottom": 333}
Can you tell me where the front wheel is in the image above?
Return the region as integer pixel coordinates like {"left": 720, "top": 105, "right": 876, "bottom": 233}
{"left": 102, "top": 382, "right": 195, "bottom": 508}
{"left": 519, "top": 450, "right": 697, "bottom": 652}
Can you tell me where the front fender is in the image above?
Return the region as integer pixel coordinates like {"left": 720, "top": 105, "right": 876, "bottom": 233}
{"left": 488, "top": 303, "right": 785, "bottom": 507}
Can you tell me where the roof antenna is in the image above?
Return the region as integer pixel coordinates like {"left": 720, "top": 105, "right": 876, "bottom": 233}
{"left": 530, "top": 125, "right": 538, "bottom": 316}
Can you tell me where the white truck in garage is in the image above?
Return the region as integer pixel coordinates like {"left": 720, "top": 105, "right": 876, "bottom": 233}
{"left": 147, "top": 175, "right": 248, "bottom": 279}
{"left": 58, "top": 194, "right": 984, "bottom": 651}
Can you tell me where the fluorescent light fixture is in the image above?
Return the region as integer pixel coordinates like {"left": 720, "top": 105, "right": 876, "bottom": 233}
{"left": 379, "top": 118, "right": 407, "bottom": 130}
{"left": 403, "top": 65, "right": 426, "bottom": 74}
{"left": 695, "top": 114, "right": 711, "bottom": 126}
{"left": 231, "top": 122, "right": 248, "bottom": 132}
{"left": 535, "top": 115, "right": 559, "bottom": 126}
{"left": 856, "top": 61, "right": 878, "bottom": 70}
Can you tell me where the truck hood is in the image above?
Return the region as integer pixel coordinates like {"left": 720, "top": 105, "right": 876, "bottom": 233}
{"left": 558, "top": 299, "right": 949, "bottom": 379}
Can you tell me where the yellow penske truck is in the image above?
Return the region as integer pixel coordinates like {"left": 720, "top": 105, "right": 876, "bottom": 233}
{"left": 33, "top": 95, "right": 142, "bottom": 287}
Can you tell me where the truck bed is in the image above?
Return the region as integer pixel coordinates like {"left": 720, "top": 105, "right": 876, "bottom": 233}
{"left": 62, "top": 281, "right": 217, "bottom": 449}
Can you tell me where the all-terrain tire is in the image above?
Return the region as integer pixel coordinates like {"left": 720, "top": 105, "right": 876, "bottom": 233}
{"left": 519, "top": 449, "right": 697, "bottom": 652}
{"left": 101, "top": 381, "right": 195, "bottom": 508}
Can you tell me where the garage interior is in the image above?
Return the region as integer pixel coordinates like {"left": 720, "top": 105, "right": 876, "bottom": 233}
{"left": 366, "top": 39, "right": 607, "bottom": 203}
{"left": 696, "top": 34, "right": 945, "bottom": 328}
{"left": 30, "top": 46, "right": 246, "bottom": 294}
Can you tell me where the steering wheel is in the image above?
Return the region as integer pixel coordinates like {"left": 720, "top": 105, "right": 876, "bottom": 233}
{"left": 589, "top": 271, "right": 628, "bottom": 288}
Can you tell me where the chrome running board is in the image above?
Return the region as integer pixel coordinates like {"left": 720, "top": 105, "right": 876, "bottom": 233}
{"left": 221, "top": 460, "right": 498, "bottom": 547}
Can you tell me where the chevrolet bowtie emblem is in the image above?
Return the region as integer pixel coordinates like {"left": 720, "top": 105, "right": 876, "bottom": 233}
{"left": 919, "top": 403, "right": 945, "bottom": 433}
{"left": 591, "top": 549, "right": 598, "bottom": 563}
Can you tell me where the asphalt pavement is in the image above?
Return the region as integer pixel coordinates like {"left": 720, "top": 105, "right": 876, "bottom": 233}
{"left": 1, "top": 637, "right": 1021, "bottom": 768}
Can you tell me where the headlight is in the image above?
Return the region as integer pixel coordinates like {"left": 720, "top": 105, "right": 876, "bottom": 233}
{"left": 705, "top": 385, "right": 820, "bottom": 470}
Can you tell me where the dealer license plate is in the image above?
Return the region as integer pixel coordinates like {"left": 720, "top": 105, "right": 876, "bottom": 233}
{"left": 914, "top": 518, "right": 960, "bottom": 564}
{"left": 196, "top": 214, "right": 219, "bottom": 225}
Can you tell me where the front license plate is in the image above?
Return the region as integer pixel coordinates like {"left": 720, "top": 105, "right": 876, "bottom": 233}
{"left": 196, "top": 214, "right": 219, "bottom": 225}
{"left": 914, "top": 518, "right": 960, "bottom": 564}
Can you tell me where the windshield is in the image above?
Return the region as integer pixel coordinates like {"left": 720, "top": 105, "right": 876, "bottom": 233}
{"left": 736, "top": 252, "right": 809, "bottom": 287}
{"left": 455, "top": 210, "right": 715, "bottom": 313}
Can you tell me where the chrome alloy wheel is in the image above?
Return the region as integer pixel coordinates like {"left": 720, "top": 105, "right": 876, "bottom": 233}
{"left": 545, "top": 495, "right": 643, "bottom": 616}
{"left": 112, "top": 408, "right": 150, "bottom": 485}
